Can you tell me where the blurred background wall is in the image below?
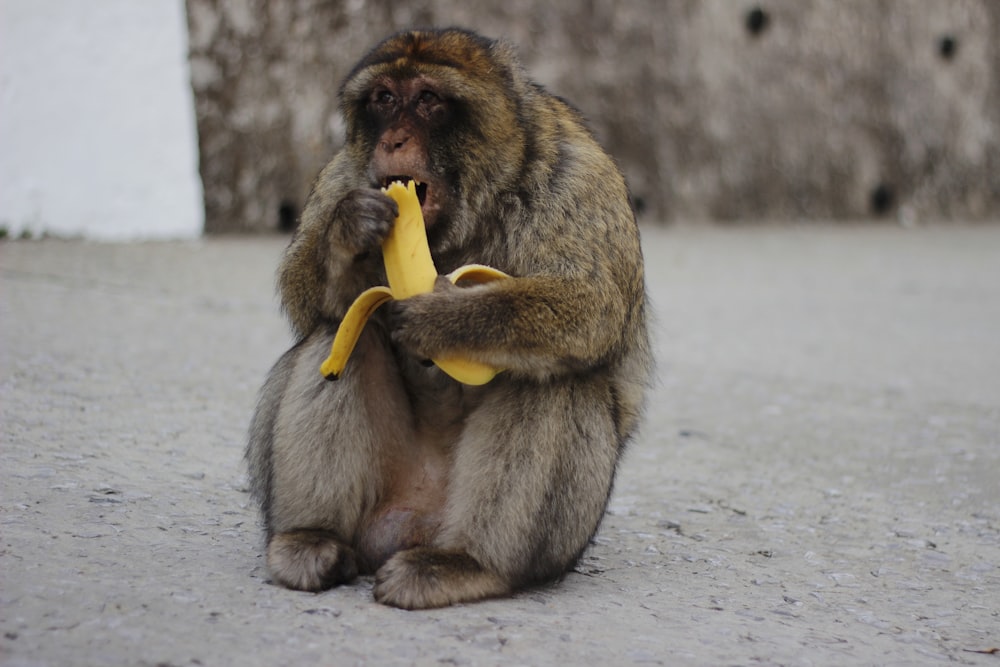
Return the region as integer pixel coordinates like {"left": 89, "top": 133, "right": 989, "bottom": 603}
{"left": 187, "top": 0, "right": 1000, "bottom": 233}
{"left": 2, "top": 1, "right": 997, "bottom": 238}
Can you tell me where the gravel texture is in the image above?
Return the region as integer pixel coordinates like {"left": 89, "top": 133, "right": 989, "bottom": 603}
{"left": 1, "top": 225, "right": 998, "bottom": 666}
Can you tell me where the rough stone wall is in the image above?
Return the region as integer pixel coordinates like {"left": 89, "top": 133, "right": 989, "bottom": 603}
{"left": 186, "top": 0, "right": 1000, "bottom": 232}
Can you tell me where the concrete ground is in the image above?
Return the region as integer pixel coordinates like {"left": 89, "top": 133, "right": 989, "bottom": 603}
{"left": 1, "top": 224, "right": 998, "bottom": 666}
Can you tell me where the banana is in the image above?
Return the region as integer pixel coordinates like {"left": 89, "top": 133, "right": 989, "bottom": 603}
{"left": 320, "top": 180, "right": 510, "bottom": 385}
{"left": 381, "top": 181, "right": 438, "bottom": 300}
{"left": 318, "top": 285, "right": 393, "bottom": 380}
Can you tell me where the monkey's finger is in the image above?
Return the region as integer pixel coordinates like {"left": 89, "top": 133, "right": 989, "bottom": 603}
{"left": 332, "top": 189, "right": 399, "bottom": 254}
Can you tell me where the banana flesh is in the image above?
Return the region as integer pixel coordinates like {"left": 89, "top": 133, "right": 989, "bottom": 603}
{"left": 320, "top": 180, "right": 509, "bottom": 385}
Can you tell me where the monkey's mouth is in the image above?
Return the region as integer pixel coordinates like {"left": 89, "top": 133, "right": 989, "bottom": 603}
{"left": 382, "top": 176, "right": 428, "bottom": 206}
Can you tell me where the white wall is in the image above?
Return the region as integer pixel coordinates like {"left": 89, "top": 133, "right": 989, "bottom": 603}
{"left": 0, "top": 0, "right": 203, "bottom": 240}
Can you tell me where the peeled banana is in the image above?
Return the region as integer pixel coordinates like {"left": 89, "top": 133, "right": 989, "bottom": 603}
{"left": 319, "top": 180, "right": 510, "bottom": 385}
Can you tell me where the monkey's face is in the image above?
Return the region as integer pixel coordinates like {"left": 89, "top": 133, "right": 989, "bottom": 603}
{"left": 341, "top": 30, "right": 528, "bottom": 246}
{"left": 364, "top": 75, "right": 454, "bottom": 230}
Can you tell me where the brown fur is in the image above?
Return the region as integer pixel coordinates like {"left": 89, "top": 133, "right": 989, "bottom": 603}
{"left": 246, "top": 28, "right": 651, "bottom": 609}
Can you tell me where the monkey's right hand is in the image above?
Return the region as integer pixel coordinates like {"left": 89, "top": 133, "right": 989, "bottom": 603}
{"left": 330, "top": 189, "right": 399, "bottom": 257}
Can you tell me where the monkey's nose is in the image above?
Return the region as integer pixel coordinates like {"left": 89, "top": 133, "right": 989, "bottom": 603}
{"left": 379, "top": 129, "right": 411, "bottom": 152}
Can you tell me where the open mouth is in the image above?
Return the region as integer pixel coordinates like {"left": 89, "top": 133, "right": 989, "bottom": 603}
{"left": 382, "top": 176, "right": 428, "bottom": 206}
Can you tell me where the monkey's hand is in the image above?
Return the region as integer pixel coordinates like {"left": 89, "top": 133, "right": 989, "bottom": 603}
{"left": 387, "top": 277, "right": 464, "bottom": 359}
{"left": 330, "top": 188, "right": 399, "bottom": 257}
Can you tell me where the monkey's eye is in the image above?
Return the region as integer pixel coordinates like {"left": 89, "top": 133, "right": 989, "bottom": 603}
{"left": 417, "top": 90, "right": 440, "bottom": 104}
{"left": 415, "top": 90, "right": 447, "bottom": 121}
{"left": 372, "top": 90, "right": 396, "bottom": 106}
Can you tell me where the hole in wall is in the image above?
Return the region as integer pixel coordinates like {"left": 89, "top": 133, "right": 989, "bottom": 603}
{"left": 937, "top": 35, "right": 958, "bottom": 61}
{"left": 631, "top": 194, "right": 647, "bottom": 217}
{"left": 746, "top": 7, "right": 771, "bottom": 37}
{"left": 278, "top": 200, "right": 298, "bottom": 232}
{"left": 869, "top": 183, "right": 895, "bottom": 216}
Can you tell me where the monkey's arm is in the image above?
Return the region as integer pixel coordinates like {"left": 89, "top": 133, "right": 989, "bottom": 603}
{"left": 390, "top": 174, "right": 645, "bottom": 377}
{"left": 392, "top": 161, "right": 646, "bottom": 378}
{"left": 391, "top": 268, "right": 643, "bottom": 379}
{"left": 277, "top": 154, "right": 395, "bottom": 338}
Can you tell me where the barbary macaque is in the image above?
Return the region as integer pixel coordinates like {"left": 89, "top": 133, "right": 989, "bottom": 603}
{"left": 246, "top": 28, "right": 651, "bottom": 609}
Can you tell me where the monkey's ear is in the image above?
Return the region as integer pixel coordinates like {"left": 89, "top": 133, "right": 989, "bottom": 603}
{"left": 486, "top": 37, "right": 520, "bottom": 69}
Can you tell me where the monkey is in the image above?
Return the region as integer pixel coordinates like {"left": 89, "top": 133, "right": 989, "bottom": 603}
{"left": 246, "top": 28, "right": 651, "bottom": 610}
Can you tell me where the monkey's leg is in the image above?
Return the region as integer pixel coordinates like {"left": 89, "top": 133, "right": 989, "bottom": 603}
{"left": 253, "top": 326, "right": 412, "bottom": 592}
{"left": 373, "top": 376, "right": 621, "bottom": 609}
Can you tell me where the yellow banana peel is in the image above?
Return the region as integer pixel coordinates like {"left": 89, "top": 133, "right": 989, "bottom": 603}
{"left": 319, "top": 180, "right": 509, "bottom": 385}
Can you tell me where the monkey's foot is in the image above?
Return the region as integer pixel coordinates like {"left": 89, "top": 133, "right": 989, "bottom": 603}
{"left": 373, "top": 547, "right": 509, "bottom": 609}
{"left": 266, "top": 529, "right": 359, "bottom": 592}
